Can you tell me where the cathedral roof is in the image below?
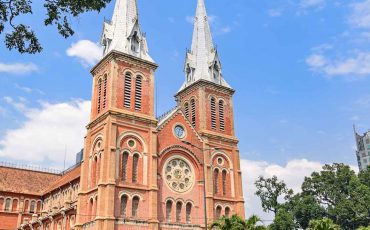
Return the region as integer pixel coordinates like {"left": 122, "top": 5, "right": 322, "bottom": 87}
{"left": 179, "top": 0, "right": 231, "bottom": 92}
{"left": 100, "top": 0, "right": 153, "bottom": 62}
{"left": 43, "top": 164, "right": 81, "bottom": 194}
{"left": 0, "top": 166, "right": 60, "bottom": 196}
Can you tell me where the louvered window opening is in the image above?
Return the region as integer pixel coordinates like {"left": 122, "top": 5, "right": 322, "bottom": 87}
{"left": 124, "top": 74, "right": 132, "bottom": 108}
{"left": 132, "top": 154, "right": 139, "bottom": 183}
{"left": 186, "top": 203, "right": 192, "bottom": 223}
{"left": 184, "top": 103, "right": 189, "bottom": 120}
{"left": 135, "top": 76, "right": 142, "bottom": 111}
{"left": 97, "top": 79, "right": 102, "bottom": 113}
{"left": 132, "top": 196, "right": 139, "bottom": 217}
{"left": 211, "top": 97, "right": 216, "bottom": 130}
{"left": 103, "top": 76, "right": 107, "bottom": 109}
{"left": 214, "top": 169, "right": 219, "bottom": 194}
{"left": 121, "top": 195, "right": 128, "bottom": 216}
{"left": 219, "top": 101, "right": 225, "bottom": 131}
{"left": 222, "top": 170, "right": 227, "bottom": 196}
{"left": 166, "top": 201, "right": 172, "bottom": 222}
{"left": 176, "top": 202, "right": 182, "bottom": 223}
{"left": 122, "top": 152, "right": 129, "bottom": 182}
{"left": 191, "top": 99, "right": 196, "bottom": 127}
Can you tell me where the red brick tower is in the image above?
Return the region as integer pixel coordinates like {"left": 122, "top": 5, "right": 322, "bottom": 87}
{"left": 75, "top": 0, "right": 244, "bottom": 229}
{"left": 75, "top": 0, "right": 159, "bottom": 229}
{"left": 175, "top": 0, "right": 245, "bottom": 221}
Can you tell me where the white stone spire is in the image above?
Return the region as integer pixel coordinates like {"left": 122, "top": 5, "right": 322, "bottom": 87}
{"left": 179, "top": 0, "right": 231, "bottom": 92}
{"left": 100, "top": 0, "right": 153, "bottom": 62}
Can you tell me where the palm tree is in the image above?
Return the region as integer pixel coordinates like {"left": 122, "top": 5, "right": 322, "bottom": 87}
{"left": 245, "top": 215, "right": 266, "bottom": 230}
{"left": 210, "top": 214, "right": 266, "bottom": 230}
{"left": 210, "top": 214, "right": 248, "bottom": 230}
{"left": 308, "top": 218, "right": 341, "bottom": 230}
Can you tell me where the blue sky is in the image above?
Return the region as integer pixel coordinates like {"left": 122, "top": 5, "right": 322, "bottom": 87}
{"left": 1, "top": 0, "right": 370, "bottom": 218}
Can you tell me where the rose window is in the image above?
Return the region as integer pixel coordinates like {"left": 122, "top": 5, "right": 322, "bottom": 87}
{"left": 164, "top": 158, "right": 194, "bottom": 193}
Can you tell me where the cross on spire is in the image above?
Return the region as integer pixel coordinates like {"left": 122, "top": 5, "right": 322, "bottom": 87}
{"left": 179, "top": 0, "right": 231, "bottom": 92}
{"left": 100, "top": 0, "right": 153, "bottom": 62}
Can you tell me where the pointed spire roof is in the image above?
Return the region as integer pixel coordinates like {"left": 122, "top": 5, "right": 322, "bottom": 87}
{"left": 100, "top": 0, "right": 153, "bottom": 62}
{"left": 179, "top": 0, "right": 231, "bottom": 92}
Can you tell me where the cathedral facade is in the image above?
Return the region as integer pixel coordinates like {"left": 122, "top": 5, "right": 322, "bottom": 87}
{"left": 0, "top": 0, "right": 245, "bottom": 229}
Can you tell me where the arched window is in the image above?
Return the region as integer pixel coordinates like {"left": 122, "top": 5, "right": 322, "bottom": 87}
{"left": 135, "top": 76, "right": 142, "bottom": 111}
{"left": 131, "top": 31, "right": 140, "bottom": 52}
{"left": 184, "top": 103, "right": 189, "bottom": 120}
{"left": 222, "top": 170, "right": 227, "bottom": 196}
{"left": 124, "top": 73, "right": 132, "bottom": 108}
{"left": 186, "top": 203, "right": 192, "bottom": 224}
{"left": 121, "top": 195, "right": 128, "bottom": 216}
{"left": 132, "top": 154, "right": 139, "bottom": 183}
{"left": 191, "top": 99, "right": 196, "bottom": 127}
{"left": 219, "top": 100, "right": 225, "bottom": 131}
{"left": 12, "top": 199, "right": 18, "bottom": 212}
{"left": 97, "top": 78, "right": 102, "bottom": 113}
{"left": 214, "top": 169, "right": 219, "bottom": 194}
{"left": 132, "top": 196, "right": 140, "bottom": 218}
{"left": 176, "top": 202, "right": 182, "bottom": 223}
{"left": 211, "top": 97, "right": 216, "bottom": 130}
{"left": 5, "top": 198, "right": 11, "bottom": 212}
{"left": 122, "top": 152, "right": 129, "bottom": 182}
{"left": 215, "top": 206, "right": 222, "bottom": 220}
{"left": 88, "top": 198, "right": 94, "bottom": 221}
{"left": 30, "top": 200, "right": 36, "bottom": 213}
{"left": 95, "top": 156, "right": 99, "bottom": 186}
{"left": 166, "top": 200, "right": 172, "bottom": 222}
{"left": 102, "top": 75, "right": 107, "bottom": 109}
{"left": 225, "top": 207, "right": 231, "bottom": 217}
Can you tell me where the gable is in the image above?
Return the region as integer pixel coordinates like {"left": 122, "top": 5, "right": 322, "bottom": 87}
{"left": 157, "top": 108, "right": 203, "bottom": 153}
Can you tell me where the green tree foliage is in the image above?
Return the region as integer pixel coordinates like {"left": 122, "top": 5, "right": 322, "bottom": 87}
{"left": 245, "top": 215, "right": 267, "bottom": 230}
{"left": 210, "top": 214, "right": 248, "bottom": 230}
{"left": 268, "top": 208, "right": 296, "bottom": 230}
{"left": 255, "top": 176, "right": 293, "bottom": 215}
{"left": 308, "top": 218, "right": 341, "bottom": 230}
{"left": 285, "top": 194, "right": 326, "bottom": 229}
{"left": 0, "top": 0, "right": 111, "bottom": 54}
{"left": 359, "top": 166, "right": 370, "bottom": 187}
{"left": 302, "top": 163, "right": 370, "bottom": 229}
{"left": 357, "top": 227, "right": 370, "bottom": 230}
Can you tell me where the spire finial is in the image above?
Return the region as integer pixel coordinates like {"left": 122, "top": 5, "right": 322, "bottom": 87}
{"left": 100, "top": 0, "right": 153, "bottom": 62}
{"left": 179, "top": 0, "right": 231, "bottom": 92}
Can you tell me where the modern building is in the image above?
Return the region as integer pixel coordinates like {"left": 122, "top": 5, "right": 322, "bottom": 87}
{"left": 0, "top": 0, "right": 245, "bottom": 229}
{"left": 354, "top": 126, "right": 370, "bottom": 171}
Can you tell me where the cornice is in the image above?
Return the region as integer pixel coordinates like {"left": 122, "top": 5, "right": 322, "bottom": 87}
{"left": 91, "top": 50, "right": 158, "bottom": 75}
{"left": 175, "top": 79, "right": 235, "bottom": 99}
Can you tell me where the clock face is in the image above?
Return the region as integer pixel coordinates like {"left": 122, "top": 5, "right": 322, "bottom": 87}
{"left": 174, "top": 125, "right": 185, "bottom": 139}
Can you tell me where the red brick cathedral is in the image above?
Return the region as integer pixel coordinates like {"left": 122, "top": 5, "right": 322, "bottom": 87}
{"left": 0, "top": 0, "right": 245, "bottom": 229}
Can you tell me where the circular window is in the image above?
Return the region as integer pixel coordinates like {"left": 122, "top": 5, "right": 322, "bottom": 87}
{"left": 164, "top": 158, "right": 194, "bottom": 193}
{"left": 174, "top": 125, "right": 186, "bottom": 139}
{"left": 217, "top": 157, "right": 224, "bottom": 165}
{"left": 127, "top": 139, "right": 136, "bottom": 148}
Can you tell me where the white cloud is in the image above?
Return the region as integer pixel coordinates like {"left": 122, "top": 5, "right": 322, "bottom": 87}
{"left": 66, "top": 40, "right": 103, "bottom": 67}
{"left": 306, "top": 52, "right": 370, "bottom": 77}
{"left": 14, "top": 84, "right": 44, "bottom": 95}
{"left": 349, "top": 0, "right": 370, "bottom": 29}
{"left": 241, "top": 159, "right": 324, "bottom": 220}
{"left": 219, "top": 26, "right": 232, "bottom": 34}
{"left": 0, "top": 62, "right": 38, "bottom": 75}
{"left": 300, "top": 0, "right": 326, "bottom": 9}
{"left": 3, "top": 96, "right": 27, "bottom": 112}
{"left": 0, "top": 100, "right": 90, "bottom": 168}
{"left": 268, "top": 9, "right": 283, "bottom": 17}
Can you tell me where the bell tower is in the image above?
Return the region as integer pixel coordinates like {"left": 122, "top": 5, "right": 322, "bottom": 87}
{"left": 76, "top": 0, "right": 159, "bottom": 229}
{"left": 176, "top": 0, "right": 245, "bottom": 220}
